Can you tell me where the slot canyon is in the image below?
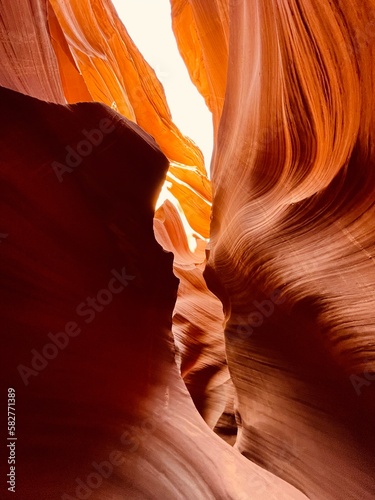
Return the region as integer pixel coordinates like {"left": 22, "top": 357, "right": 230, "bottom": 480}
{"left": 0, "top": 0, "right": 374, "bottom": 499}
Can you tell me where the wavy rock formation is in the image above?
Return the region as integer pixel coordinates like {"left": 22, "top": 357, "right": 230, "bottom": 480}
{"left": 44, "top": 1, "right": 220, "bottom": 426}
{"left": 172, "top": 0, "right": 375, "bottom": 498}
{"left": 1, "top": 0, "right": 211, "bottom": 239}
{"left": 0, "top": 85, "right": 307, "bottom": 500}
{"left": 171, "top": 0, "right": 229, "bottom": 135}
{"left": 1, "top": 0, "right": 375, "bottom": 499}
{"left": 154, "top": 200, "right": 229, "bottom": 428}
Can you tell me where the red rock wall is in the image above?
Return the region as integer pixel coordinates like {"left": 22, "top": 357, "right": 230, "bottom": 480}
{"left": 172, "top": 0, "right": 375, "bottom": 498}
{"left": 0, "top": 76, "right": 305, "bottom": 500}
{"left": 1, "top": 0, "right": 375, "bottom": 498}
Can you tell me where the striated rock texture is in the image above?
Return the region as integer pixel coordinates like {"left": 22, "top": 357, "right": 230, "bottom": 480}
{"left": 24, "top": 0, "right": 217, "bottom": 427}
{"left": 0, "top": 0, "right": 66, "bottom": 102}
{"left": 0, "top": 0, "right": 223, "bottom": 453}
{"left": 154, "top": 199, "right": 229, "bottom": 428}
{"left": 1, "top": 0, "right": 211, "bottom": 238}
{"left": 0, "top": 0, "right": 374, "bottom": 499}
{"left": 171, "top": 0, "right": 229, "bottom": 136}
{"left": 0, "top": 85, "right": 307, "bottom": 500}
{"left": 172, "top": 0, "right": 375, "bottom": 498}
{"left": 47, "top": 0, "right": 212, "bottom": 240}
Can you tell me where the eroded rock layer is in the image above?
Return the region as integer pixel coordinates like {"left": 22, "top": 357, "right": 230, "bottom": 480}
{"left": 1, "top": 0, "right": 211, "bottom": 238}
{"left": 155, "top": 199, "right": 229, "bottom": 428}
{"left": 171, "top": 0, "right": 375, "bottom": 498}
{"left": 0, "top": 85, "right": 308, "bottom": 500}
{"left": 1, "top": 0, "right": 375, "bottom": 499}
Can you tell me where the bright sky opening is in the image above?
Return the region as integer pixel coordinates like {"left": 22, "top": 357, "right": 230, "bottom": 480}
{"left": 112, "top": 0, "right": 213, "bottom": 168}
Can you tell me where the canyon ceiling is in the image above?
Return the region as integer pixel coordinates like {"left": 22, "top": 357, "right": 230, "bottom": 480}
{"left": 0, "top": 0, "right": 374, "bottom": 499}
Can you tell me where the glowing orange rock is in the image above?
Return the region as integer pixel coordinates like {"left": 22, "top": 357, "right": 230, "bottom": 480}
{"left": 47, "top": 0, "right": 211, "bottom": 238}
{"left": 171, "top": 0, "right": 375, "bottom": 498}
{"left": 171, "top": 0, "right": 229, "bottom": 135}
